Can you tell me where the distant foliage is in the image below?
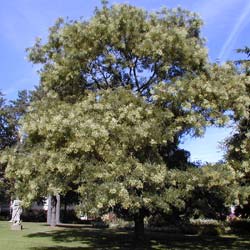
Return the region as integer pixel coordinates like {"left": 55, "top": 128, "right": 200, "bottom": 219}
{"left": 0, "top": 90, "right": 30, "bottom": 201}
{"left": 225, "top": 47, "right": 250, "bottom": 214}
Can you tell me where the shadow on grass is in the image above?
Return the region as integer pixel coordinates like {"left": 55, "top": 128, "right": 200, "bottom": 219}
{"left": 26, "top": 226, "right": 250, "bottom": 250}
{"left": 39, "top": 223, "right": 93, "bottom": 229}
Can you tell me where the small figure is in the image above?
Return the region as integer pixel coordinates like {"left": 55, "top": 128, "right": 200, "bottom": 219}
{"left": 230, "top": 206, "right": 235, "bottom": 215}
{"left": 227, "top": 205, "right": 237, "bottom": 222}
{"left": 10, "top": 199, "right": 22, "bottom": 225}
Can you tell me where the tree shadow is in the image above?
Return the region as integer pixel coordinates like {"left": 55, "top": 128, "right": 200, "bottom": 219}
{"left": 26, "top": 226, "right": 250, "bottom": 250}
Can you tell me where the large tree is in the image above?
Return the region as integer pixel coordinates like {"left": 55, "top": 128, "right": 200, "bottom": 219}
{"left": 2, "top": 3, "right": 248, "bottom": 238}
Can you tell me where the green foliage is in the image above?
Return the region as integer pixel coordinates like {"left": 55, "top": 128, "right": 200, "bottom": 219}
{"left": 224, "top": 47, "right": 250, "bottom": 210}
{"left": 3, "top": 89, "right": 168, "bottom": 208}
{"left": 26, "top": 4, "right": 207, "bottom": 100}
{"left": 0, "top": 90, "right": 30, "bottom": 201}
{"left": 0, "top": 91, "right": 15, "bottom": 201}
{"left": 0, "top": 90, "right": 30, "bottom": 150}
{"left": 185, "top": 163, "right": 236, "bottom": 219}
{"left": 3, "top": 3, "right": 247, "bottom": 226}
{"left": 0, "top": 92, "right": 16, "bottom": 150}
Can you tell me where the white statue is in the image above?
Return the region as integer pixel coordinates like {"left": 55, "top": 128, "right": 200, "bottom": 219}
{"left": 230, "top": 205, "right": 236, "bottom": 215}
{"left": 10, "top": 199, "right": 22, "bottom": 225}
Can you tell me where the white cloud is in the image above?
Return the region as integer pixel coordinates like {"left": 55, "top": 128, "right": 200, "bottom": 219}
{"left": 193, "top": 0, "right": 240, "bottom": 21}
{"left": 219, "top": 1, "right": 250, "bottom": 61}
{"left": 0, "top": 1, "right": 65, "bottom": 51}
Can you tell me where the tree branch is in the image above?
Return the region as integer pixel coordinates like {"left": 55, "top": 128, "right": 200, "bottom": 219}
{"left": 132, "top": 58, "right": 140, "bottom": 91}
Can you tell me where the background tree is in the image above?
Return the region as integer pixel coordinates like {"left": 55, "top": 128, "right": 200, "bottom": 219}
{"left": 2, "top": 2, "right": 248, "bottom": 238}
{"left": 0, "top": 90, "right": 30, "bottom": 205}
{"left": 0, "top": 92, "right": 16, "bottom": 150}
{"left": 184, "top": 163, "right": 235, "bottom": 220}
{"left": 0, "top": 91, "right": 14, "bottom": 202}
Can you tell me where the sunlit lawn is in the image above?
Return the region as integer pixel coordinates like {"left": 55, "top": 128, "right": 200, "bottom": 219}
{"left": 0, "top": 221, "right": 250, "bottom": 250}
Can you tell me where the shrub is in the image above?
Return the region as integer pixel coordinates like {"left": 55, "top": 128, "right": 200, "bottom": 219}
{"left": 229, "top": 219, "right": 250, "bottom": 234}
{"left": 21, "top": 209, "right": 46, "bottom": 222}
{"left": 198, "top": 225, "right": 224, "bottom": 236}
{"left": 190, "top": 218, "right": 220, "bottom": 226}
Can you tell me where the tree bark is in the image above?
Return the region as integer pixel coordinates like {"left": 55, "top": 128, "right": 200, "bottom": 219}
{"left": 56, "top": 194, "right": 60, "bottom": 225}
{"left": 47, "top": 196, "right": 52, "bottom": 225}
{"left": 50, "top": 195, "right": 57, "bottom": 227}
{"left": 134, "top": 210, "right": 145, "bottom": 240}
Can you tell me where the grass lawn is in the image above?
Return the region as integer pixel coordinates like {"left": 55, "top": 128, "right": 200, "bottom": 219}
{"left": 0, "top": 221, "right": 250, "bottom": 250}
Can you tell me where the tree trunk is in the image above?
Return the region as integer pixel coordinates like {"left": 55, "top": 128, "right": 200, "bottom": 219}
{"left": 47, "top": 196, "right": 52, "bottom": 225}
{"left": 63, "top": 198, "right": 67, "bottom": 223}
{"left": 56, "top": 194, "right": 60, "bottom": 225}
{"left": 50, "top": 195, "right": 57, "bottom": 227}
{"left": 134, "top": 210, "right": 145, "bottom": 240}
{"left": 64, "top": 196, "right": 67, "bottom": 213}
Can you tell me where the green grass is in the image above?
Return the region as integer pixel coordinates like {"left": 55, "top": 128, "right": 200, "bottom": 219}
{"left": 0, "top": 221, "right": 250, "bottom": 250}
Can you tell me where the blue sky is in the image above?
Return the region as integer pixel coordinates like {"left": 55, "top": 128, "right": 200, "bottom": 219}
{"left": 1, "top": 0, "right": 250, "bottom": 163}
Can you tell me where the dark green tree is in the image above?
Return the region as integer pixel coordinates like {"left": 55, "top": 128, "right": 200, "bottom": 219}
{"left": 0, "top": 92, "right": 14, "bottom": 202}
{"left": 0, "top": 90, "right": 30, "bottom": 204}
{"left": 0, "top": 92, "right": 16, "bottom": 150}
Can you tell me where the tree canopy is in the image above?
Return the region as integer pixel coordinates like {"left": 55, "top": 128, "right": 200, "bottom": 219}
{"left": 27, "top": 4, "right": 207, "bottom": 100}
{"left": 2, "top": 2, "right": 250, "bottom": 238}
